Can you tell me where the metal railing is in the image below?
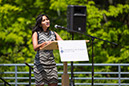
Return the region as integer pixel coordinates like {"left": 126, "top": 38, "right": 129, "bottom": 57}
{"left": 0, "top": 63, "right": 129, "bottom": 86}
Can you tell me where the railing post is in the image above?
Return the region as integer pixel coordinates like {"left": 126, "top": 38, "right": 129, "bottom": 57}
{"left": 4, "top": 82, "right": 6, "bottom": 86}
{"left": 24, "top": 62, "right": 33, "bottom": 86}
{"left": 29, "top": 67, "right": 31, "bottom": 86}
{"left": 118, "top": 65, "right": 121, "bottom": 86}
{"left": 15, "top": 66, "right": 17, "bottom": 86}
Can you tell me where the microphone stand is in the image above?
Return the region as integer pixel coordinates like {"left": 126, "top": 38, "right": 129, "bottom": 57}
{"left": 56, "top": 26, "right": 117, "bottom": 86}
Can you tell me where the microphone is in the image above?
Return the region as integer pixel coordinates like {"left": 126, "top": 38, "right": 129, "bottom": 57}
{"left": 54, "top": 24, "right": 74, "bottom": 33}
{"left": 54, "top": 24, "right": 66, "bottom": 29}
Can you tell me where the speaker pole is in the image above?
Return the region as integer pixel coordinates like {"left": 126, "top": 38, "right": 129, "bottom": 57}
{"left": 91, "top": 38, "right": 94, "bottom": 86}
{"left": 70, "top": 33, "right": 75, "bottom": 86}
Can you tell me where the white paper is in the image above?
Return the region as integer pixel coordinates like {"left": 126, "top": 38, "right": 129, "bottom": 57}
{"left": 58, "top": 40, "right": 89, "bottom": 62}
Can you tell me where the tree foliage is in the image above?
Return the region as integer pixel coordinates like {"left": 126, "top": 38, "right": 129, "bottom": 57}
{"left": 0, "top": 0, "right": 129, "bottom": 84}
{"left": 0, "top": 0, "right": 129, "bottom": 63}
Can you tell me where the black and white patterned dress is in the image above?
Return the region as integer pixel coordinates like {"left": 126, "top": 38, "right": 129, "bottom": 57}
{"left": 33, "top": 30, "right": 58, "bottom": 85}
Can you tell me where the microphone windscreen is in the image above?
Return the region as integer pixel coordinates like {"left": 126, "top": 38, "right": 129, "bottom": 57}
{"left": 54, "top": 25, "right": 58, "bottom": 28}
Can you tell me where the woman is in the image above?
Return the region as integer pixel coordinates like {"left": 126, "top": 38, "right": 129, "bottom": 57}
{"left": 32, "top": 14, "right": 62, "bottom": 86}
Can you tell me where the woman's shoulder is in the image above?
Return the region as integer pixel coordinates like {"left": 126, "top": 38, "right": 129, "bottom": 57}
{"left": 32, "top": 32, "right": 38, "bottom": 39}
{"left": 33, "top": 31, "right": 37, "bottom": 35}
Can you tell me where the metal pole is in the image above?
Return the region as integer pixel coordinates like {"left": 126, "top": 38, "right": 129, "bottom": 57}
{"left": 70, "top": 33, "right": 75, "bottom": 86}
{"left": 29, "top": 67, "right": 31, "bottom": 86}
{"left": 91, "top": 38, "right": 94, "bottom": 86}
{"left": 4, "top": 82, "right": 6, "bottom": 86}
{"left": 15, "top": 66, "right": 17, "bottom": 86}
{"left": 24, "top": 62, "right": 33, "bottom": 86}
{"left": 118, "top": 65, "right": 121, "bottom": 86}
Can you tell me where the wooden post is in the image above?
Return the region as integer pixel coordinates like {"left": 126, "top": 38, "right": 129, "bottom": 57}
{"left": 61, "top": 62, "right": 69, "bottom": 86}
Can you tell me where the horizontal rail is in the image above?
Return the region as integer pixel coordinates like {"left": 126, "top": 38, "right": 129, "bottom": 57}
{"left": 2, "top": 77, "right": 129, "bottom": 80}
{"left": 1, "top": 63, "right": 129, "bottom": 66}
{"left": 1, "top": 71, "right": 129, "bottom": 74}
{"left": 1, "top": 82, "right": 129, "bottom": 86}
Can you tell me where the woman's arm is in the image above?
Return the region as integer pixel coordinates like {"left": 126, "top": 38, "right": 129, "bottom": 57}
{"left": 54, "top": 32, "right": 63, "bottom": 40}
{"left": 32, "top": 32, "right": 42, "bottom": 51}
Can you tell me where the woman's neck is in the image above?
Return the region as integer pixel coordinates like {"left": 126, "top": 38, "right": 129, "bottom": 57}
{"left": 43, "top": 28, "right": 49, "bottom": 32}
{"left": 42, "top": 27, "right": 48, "bottom": 32}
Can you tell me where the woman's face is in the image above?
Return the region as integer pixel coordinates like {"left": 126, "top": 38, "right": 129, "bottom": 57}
{"left": 41, "top": 16, "right": 50, "bottom": 31}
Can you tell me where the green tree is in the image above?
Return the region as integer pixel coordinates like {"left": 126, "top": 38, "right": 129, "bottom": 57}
{"left": 0, "top": 0, "right": 129, "bottom": 84}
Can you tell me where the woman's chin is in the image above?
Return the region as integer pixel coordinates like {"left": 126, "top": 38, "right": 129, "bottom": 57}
{"left": 47, "top": 25, "right": 50, "bottom": 28}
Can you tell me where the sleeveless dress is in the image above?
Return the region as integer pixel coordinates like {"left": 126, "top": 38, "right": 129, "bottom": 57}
{"left": 33, "top": 30, "right": 58, "bottom": 85}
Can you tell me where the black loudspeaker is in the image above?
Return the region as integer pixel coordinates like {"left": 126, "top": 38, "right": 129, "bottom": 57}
{"left": 67, "top": 5, "right": 86, "bottom": 33}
